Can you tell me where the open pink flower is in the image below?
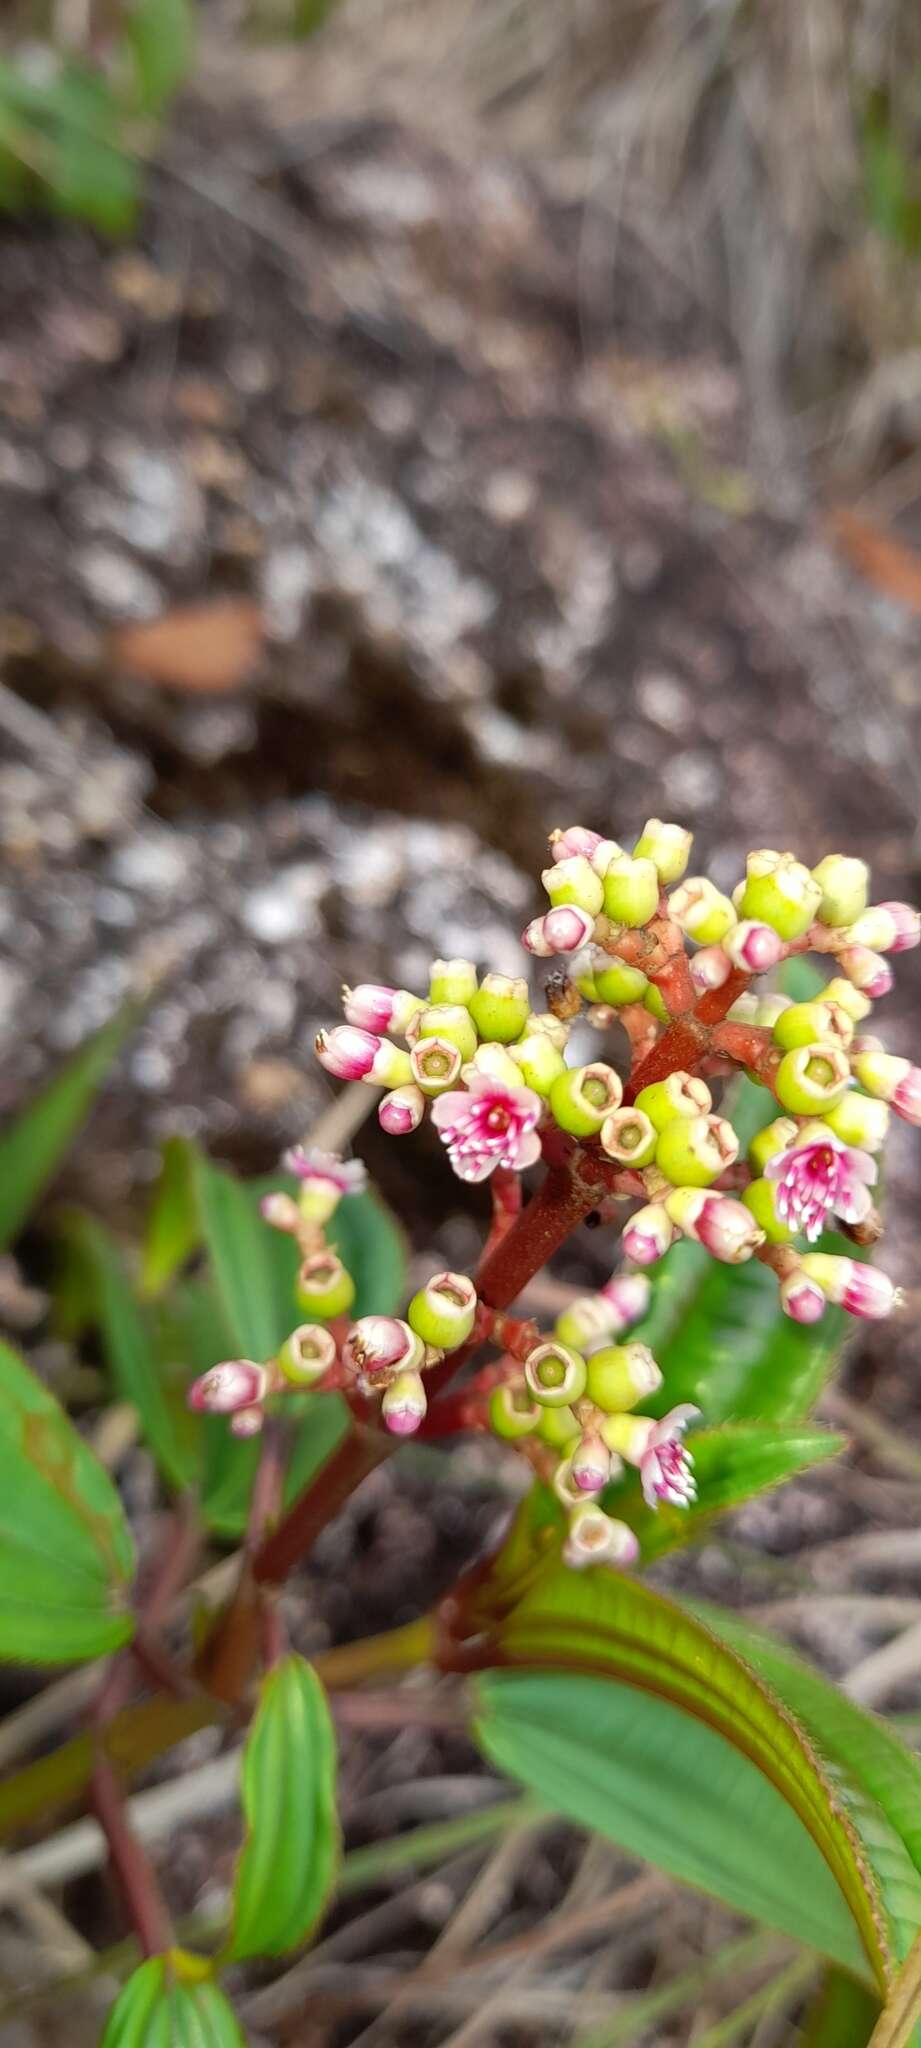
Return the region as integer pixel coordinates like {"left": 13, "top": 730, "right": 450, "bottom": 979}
{"left": 283, "top": 1146, "right": 368, "bottom": 1198}
{"left": 431, "top": 1073, "right": 542, "bottom": 1183}
{"left": 765, "top": 1132, "right": 876, "bottom": 1241}
{"left": 640, "top": 1405, "right": 699, "bottom": 1509}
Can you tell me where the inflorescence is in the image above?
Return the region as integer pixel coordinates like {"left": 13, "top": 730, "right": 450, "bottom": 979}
{"left": 189, "top": 824, "right": 919, "bottom": 1571}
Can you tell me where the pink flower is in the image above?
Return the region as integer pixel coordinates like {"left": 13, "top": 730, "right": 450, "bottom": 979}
{"left": 430, "top": 1073, "right": 542, "bottom": 1183}
{"left": 283, "top": 1146, "right": 368, "bottom": 1198}
{"left": 765, "top": 1132, "right": 876, "bottom": 1241}
{"left": 342, "top": 983, "right": 421, "bottom": 1033}
{"left": 839, "top": 1263, "right": 897, "bottom": 1320}
{"left": 522, "top": 906, "right": 596, "bottom": 956}
{"left": 640, "top": 1405, "right": 699, "bottom": 1509}
{"left": 188, "top": 1360, "right": 269, "bottom": 1414}
{"left": 599, "top": 1272, "right": 651, "bottom": 1332}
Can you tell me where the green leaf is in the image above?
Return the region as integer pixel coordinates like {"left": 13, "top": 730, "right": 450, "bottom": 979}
{"left": 608, "top": 1422, "right": 846, "bottom": 1562}
{"left": 56, "top": 1214, "right": 194, "bottom": 1493}
{"left": 226, "top": 1654, "right": 339, "bottom": 1960}
{"left": 192, "top": 1153, "right": 290, "bottom": 1362}
{"left": 0, "top": 1001, "right": 138, "bottom": 1250}
{"left": 692, "top": 1602, "right": 921, "bottom": 1972}
{"left": 125, "top": 0, "right": 194, "bottom": 115}
{"left": 328, "top": 1187, "right": 406, "bottom": 1317}
{"left": 100, "top": 1956, "right": 245, "bottom": 2047}
{"left": 0, "top": 1337, "right": 134, "bottom": 1663}
{"left": 803, "top": 1970, "right": 879, "bottom": 2047}
{"left": 461, "top": 1558, "right": 904, "bottom": 1993}
{"left": 140, "top": 1138, "right": 200, "bottom": 1298}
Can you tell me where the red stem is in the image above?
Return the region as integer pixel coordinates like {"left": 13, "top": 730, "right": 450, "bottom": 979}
{"left": 711, "top": 1021, "right": 781, "bottom": 1091}
{"left": 253, "top": 1425, "right": 390, "bottom": 1587}
{"left": 623, "top": 1014, "right": 709, "bottom": 1100}
{"left": 483, "top": 1166, "right": 522, "bottom": 1259}
{"left": 91, "top": 1751, "right": 172, "bottom": 1958}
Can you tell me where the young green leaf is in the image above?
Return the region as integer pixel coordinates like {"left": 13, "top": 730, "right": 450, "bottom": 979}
{"left": 139, "top": 1138, "right": 200, "bottom": 1298}
{"left": 56, "top": 1213, "right": 195, "bottom": 1493}
{"left": 0, "top": 1338, "right": 135, "bottom": 1663}
{"left": 476, "top": 1667, "right": 868, "bottom": 1976}
{"left": 461, "top": 1559, "right": 906, "bottom": 1994}
{"left": 608, "top": 1422, "right": 845, "bottom": 1562}
{"left": 692, "top": 1602, "right": 921, "bottom": 1973}
{"left": 125, "top": 0, "right": 194, "bottom": 116}
{"left": 0, "top": 1000, "right": 139, "bottom": 1250}
{"left": 802, "top": 1970, "right": 879, "bottom": 2048}
{"left": 225, "top": 1655, "right": 339, "bottom": 1960}
{"left": 100, "top": 1955, "right": 245, "bottom": 2047}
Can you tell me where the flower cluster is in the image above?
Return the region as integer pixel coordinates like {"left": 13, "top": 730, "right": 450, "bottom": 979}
{"left": 190, "top": 822, "right": 918, "bottom": 1573}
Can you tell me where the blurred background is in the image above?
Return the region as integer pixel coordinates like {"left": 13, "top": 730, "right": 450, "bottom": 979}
{"left": 2, "top": 1, "right": 921, "bottom": 2041}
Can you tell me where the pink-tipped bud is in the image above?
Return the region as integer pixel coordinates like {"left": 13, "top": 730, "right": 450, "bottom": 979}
{"left": 622, "top": 1202, "right": 675, "bottom": 1266}
{"left": 379, "top": 1082, "right": 426, "bottom": 1134}
{"left": 188, "top": 1360, "right": 269, "bottom": 1414}
{"left": 341, "top": 983, "right": 423, "bottom": 1034}
{"left": 837, "top": 947, "right": 893, "bottom": 1000}
{"left": 846, "top": 903, "right": 921, "bottom": 955}
{"left": 315, "top": 1025, "right": 412, "bottom": 1088}
{"left": 689, "top": 946, "right": 733, "bottom": 994}
{"left": 800, "top": 1253, "right": 897, "bottom": 1320}
{"left": 779, "top": 1272, "right": 826, "bottom": 1324}
{"left": 382, "top": 1369, "right": 428, "bottom": 1436}
{"left": 599, "top": 1272, "right": 652, "bottom": 1333}
{"left": 852, "top": 1050, "right": 921, "bottom": 1124}
{"left": 894, "top": 1068, "right": 921, "bottom": 1127}
{"left": 522, "top": 906, "right": 596, "bottom": 956}
{"left": 549, "top": 824, "right": 605, "bottom": 863}
{"left": 722, "top": 920, "right": 785, "bottom": 972}
{"left": 231, "top": 1405, "right": 265, "bottom": 1438}
{"left": 665, "top": 1189, "right": 764, "bottom": 1263}
{"left": 570, "top": 1432, "right": 611, "bottom": 1494}
{"left": 259, "top": 1192, "right": 302, "bottom": 1234}
{"left": 342, "top": 1315, "right": 425, "bottom": 1387}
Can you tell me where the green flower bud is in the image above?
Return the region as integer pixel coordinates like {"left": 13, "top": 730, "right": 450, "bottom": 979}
{"left": 488, "top": 1384, "right": 541, "bottom": 1440}
{"left": 428, "top": 958, "right": 478, "bottom": 1006}
{"left": 632, "top": 818, "right": 693, "bottom": 885}
{"left": 541, "top": 856, "right": 605, "bottom": 917}
{"left": 811, "top": 854, "right": 869, "bottom": 930}
{"left": 824, "top": 976, "right": 872, "bottom": 1023}
{"left": 852, "top": 1050, "right": 909, "bottom": 1101}
{"left": 600, "top": 1411, "right": 651, "bottom": 1461}
{"left": 739, "top": 852, "right": 822, "bottom": 940}
{"left": 509, "top": 1033, "right": 567, "bottom": 1095}
{"left": 601, "top": 854, "right": 660, "bottom": 928}
{"left": 772, "top": 1000, "right": 852, "bottom": 1053}
{"left": 537, "top": 1402, "right": 581, "bottom": 1448}
{"left": 526, "top": 1012, "right": 572, "bottom": 1050}
{"left": 635, "top": 1071, "right": 712, "bottom": 1131}
{"left": 555, "top": 1296, "right": 620, "bottom": 1352}
{"left": 573, "top": 962, "right": 600, "bottom": 1001}
{"left": 599, "top": 1106, "right": 658, "bottom": 1166}
{"left": 523, "top": 1341, "right": 587, "bottom": 1408}
{"left": 655, "top": 1113, "right": 739, "bottom": 1187}
{"left": 748, "top": 1115, "right": 799, "bottom": 1173}
{"left": 668, "top": 877, "right": 738, "bottom": 945}
{"left": 296, "top": 1250, "right": 355, "bottom": 1321}
{"left": 593, "top": 961, "right": 650, "bottom": 1006}
{"left": 408, "top": 1271, "right": 477, "bottom": 1349}
{"left": 727, "top": 993, "right": 760, "bottom": 1024}
{"left": 775, "top": 1043, "right": 850, "bottom": 1114}
{"left": 824, "top": 1092, "right": 890, "bottom": 1151}
{"left": 741, "top": 1177, "right": 796, "bottom": 1244}
{"left": 585, "top": 1341, "right": 662, "bottom": 1413}
{"left": 414, "top": 1004, "right": 479, "bottom": 1061}
{"left": 468, "top": 974, "right": 531, "bottom": 1044}
{"left": 467, "top": 1043, "right": 524, "bottom": 1089}
{"left": 410, "top": 1037, "right": 463, "bottom": 1096}
{"left": 277, "top": 1323, "right": 337, "bottom": 1387}
{"left": 549, "top": 1062, "right": 623, "bottom": 1135}
{"left": 644, "top": 983, "right": 669, "bottom": 1023}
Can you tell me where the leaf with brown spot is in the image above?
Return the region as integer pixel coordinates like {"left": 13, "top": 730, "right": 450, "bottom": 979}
{"left": 111, "top": 598, "right": 263, "bottom": 692}
{"left": 0, "top": 1337, "right": 135, "bottom": 1663}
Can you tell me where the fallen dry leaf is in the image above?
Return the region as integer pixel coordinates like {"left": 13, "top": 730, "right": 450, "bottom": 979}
{"left": 828, "top": 505, "right": 921, "bottom": 616}
{"left": 111, "top": 598, "right": 264, "bottom": 692}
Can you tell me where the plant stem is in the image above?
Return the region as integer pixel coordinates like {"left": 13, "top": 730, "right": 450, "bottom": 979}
{"left": 623, "top": 1014, "right": 709, "bottom": 1099}
{"left": 90, "top": 1751, "right": 171, "bottom": 1959}
{"left": 253, "top": 1424, "right": 390, "bottom": 1589}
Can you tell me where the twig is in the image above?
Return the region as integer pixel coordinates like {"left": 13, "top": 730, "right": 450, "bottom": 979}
{"left": 691, "top": 1955, "right": 817, "bottom": 2047}
{"left": 573, "top": 1929, "right": 789, "bottom": 2047}
{"left": 89, "top": 1752, "right": 172, "bottom": 1959}
{"left": 845, "top": 1620, "right": 921, "bottom": 1708}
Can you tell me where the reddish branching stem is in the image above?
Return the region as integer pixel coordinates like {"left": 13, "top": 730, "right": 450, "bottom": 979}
{"left": 91, "top": 1751, "right": 172, "bottom": 1958}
